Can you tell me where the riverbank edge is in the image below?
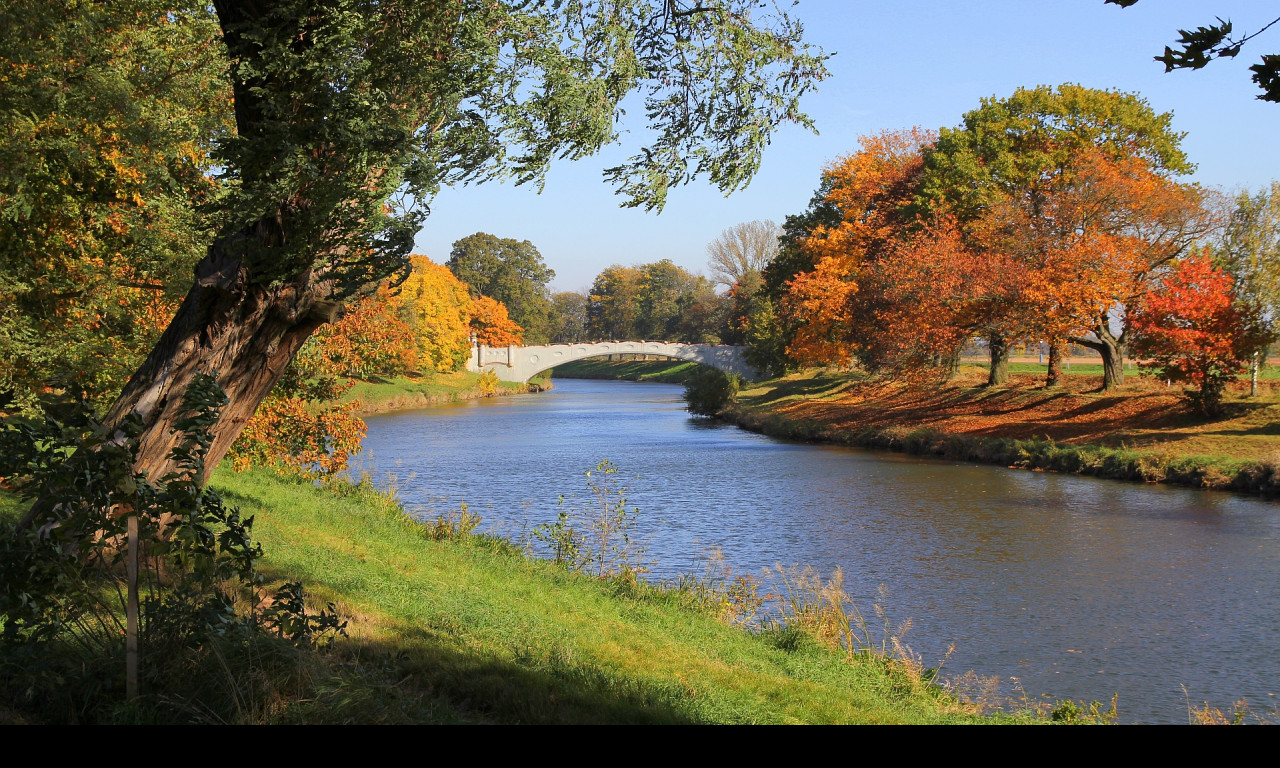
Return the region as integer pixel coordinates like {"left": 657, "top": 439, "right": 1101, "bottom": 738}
{"left": 346, "top": 371, "right": 550, "bottom": 417}
{"left": 720, "top": 395, "right": 1280, "bottom": 499}
{"left": 547, "top": 358, "right": 698, "bottom": 384}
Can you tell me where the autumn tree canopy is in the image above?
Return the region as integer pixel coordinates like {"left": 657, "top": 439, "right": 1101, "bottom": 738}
{"left": 780, "top": 128, "right": 935, "bottom": 369}
{"left": 468, "top": 295, "right": 525, "bottom": 347}
{"left": 32, "top": 0, "right": 828, "bottom": 488}
{"left": 918, "top": 84, "right": 1207, "bottom": 388}
{"left": 0, "top": 1, "right": 229, "bottom": 411}
{"left": 395, "top": 256, "right": 474, "bottom": 373}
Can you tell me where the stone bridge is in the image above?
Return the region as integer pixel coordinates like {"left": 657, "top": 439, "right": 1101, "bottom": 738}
{"left": 466, "top": 341, "right": 759, "bottom": 383}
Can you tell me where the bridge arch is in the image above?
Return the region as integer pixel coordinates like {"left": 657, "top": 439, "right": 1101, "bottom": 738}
{"left": 467, "top": 341, "right": 758, "bottom": 383}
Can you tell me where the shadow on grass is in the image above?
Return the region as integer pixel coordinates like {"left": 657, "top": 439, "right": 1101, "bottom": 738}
{"left": 743, "top": 373, "right": 857, "bottom": 403}
{"left": 324, "top": 621, "right": 701, "bottom": 724}
{"left": 241, "top": 557, "right": 702, "bottom": 724}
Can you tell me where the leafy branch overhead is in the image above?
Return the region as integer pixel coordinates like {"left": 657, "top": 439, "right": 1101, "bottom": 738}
{"left": 3, "top": 0, "right": 830, "bottom": 491}
{"left": 1106, "top": 0, "right": 1280, "bottom": 101}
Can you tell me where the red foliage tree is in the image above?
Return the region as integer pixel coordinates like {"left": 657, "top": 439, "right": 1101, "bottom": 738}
{"left": 1130, "top": 254, "right": 1257, "bottom": 416}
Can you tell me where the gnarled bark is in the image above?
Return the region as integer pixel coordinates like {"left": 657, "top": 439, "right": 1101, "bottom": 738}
{"left": 102, "top": 235, "right": 338, "bottom": 486}
{"left": 1045, "top": 338, "right": 1065, "bottom": 387}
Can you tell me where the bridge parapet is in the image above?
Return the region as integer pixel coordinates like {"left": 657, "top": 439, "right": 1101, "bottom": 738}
{"left": 466, "top": 341, "right": 759, "bottom": 383}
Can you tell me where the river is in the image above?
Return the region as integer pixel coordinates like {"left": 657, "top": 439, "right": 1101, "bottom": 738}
{"left": 355, "top": 378, "right": 1280, "bottom": 723}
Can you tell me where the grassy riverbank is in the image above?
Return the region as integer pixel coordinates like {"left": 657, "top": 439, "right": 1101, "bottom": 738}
{"left": 210, "top": 467, "right": 1026, "bottom": 724}
{"left": 344, "top": 371, "right": 541, "bottom": 416}
{"left": 1, "top": 467, "right": 1034, "bottom": 724}
{"left": 550, "top": 358, "right": 698, "bottom": 383}
{"left": 724, "top": 368, "right": 1280, "bottom": 497}
{"left": 0, "top": 467, "right": 1031, "bottom": 723}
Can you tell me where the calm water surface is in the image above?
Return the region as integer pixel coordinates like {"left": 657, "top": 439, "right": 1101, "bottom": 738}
{"left": 356, "top": 379, "right": 1280, "bottom": 723}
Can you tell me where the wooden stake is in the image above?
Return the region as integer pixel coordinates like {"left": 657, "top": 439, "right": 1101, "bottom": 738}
{"left": 127, "top": 513, "right": 138, "bottom": 701}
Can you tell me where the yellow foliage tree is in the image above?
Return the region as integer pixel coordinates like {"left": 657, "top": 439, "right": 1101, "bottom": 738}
{"left": 396, "top": 255, "right": 474, "bottom": 372}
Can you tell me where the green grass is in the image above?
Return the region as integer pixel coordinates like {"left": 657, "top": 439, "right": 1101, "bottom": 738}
{"left": 344, "top": 371, "right": 530, "bottom": 415}
{"left": 0, "top": 491, "right": 26, "bottom": 525}
{"left": 201, "top": 467, "right": 1019, "bottom": 724}
{"left": 550, "top": 358, "right": 700, "bottom": 383}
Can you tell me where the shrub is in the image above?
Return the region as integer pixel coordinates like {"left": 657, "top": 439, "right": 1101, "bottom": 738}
{"left": 533, "top": 460, "right": 647, "bottom": 579}
{"left": 682, "top": 368, "right": 741, "bottom": 416}
{"left": 0, "top": 375, "right": 343, "bottom": 722}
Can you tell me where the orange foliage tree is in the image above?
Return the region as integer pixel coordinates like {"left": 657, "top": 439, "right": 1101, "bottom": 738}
{"left": 469, "top": 295, "right": 525, "bottom": 346}
{"left": 782, "top": 129, "right": 934, "bottom": 367}
{"left": 920, "top": 85, "right": 1206, "bottom": 389}
{"left": 976, "top": 147, "right": 1211, "bottom": 387}
{"left": 850, "top": 217, "right": 1021, "bottom": 379}
{"left": 309, "top": 287, "right": 418, "bottom": 379}
{"left": 1130, "top": 254, "right": 1257, "bottom": 416}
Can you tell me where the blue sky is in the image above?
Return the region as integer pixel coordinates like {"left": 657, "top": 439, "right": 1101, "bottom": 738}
{"left": 413, "top": 1, "right": 1280, "bottom": 292}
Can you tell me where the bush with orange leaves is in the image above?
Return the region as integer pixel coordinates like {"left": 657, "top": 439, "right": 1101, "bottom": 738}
{"left": 228, "top": 395, "right": 367, "bottom": 478}
{"left": 227, "top": 291, "right": 413, "bottom": 477}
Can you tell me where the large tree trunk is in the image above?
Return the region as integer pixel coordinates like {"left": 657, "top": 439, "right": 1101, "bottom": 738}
{"left": 1071, "top": 320, "right": 1126, "bottom": 391}
{"left": 104, "top": 236, "right": 338, "bottom": 486}
{"left": 1045, "top": 338, "right": 1065, "bottom": 388}
{"left": 986, "top": 334, "right": 1010, "bottom": 387}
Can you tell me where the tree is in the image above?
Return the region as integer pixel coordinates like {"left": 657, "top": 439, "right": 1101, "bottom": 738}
{"left": 548, "top": 290, "right": 589, "bottom": 344}
{"left": 779, "top": 129, "right": 934, "bottom": 370}
{"left": 1106, "top": 1, "right": 1280, "bottom": 102}
{"left": 674, "top": 279, "right": 728, "bottom": 344}
{"left": 970, "top": 146, "right": 1210, "bottom": 387}
{"left": 919, "top": 84, "right": 1207, "bottom": 389}
{"left": 0, "top": 1, "right": 229, "bottom": 412}
{"left": 396, "top": 256, "right": 473, "bottom": 373}
{"left": 469, "top": 295, "right": 525, "bottom": 347}
{"left": 1217, "top": 182, "right": 1280, "bottom": 393}
{"left": 40, "top": 0, "right": 827, "bottom": 494}
{"left": 847, "top": 216, "right": 1010, "bottom": 381}
{"left": 763, "top": 174, "right": 841, "bottom": 302}
{"left": 706, "top": 220, "right": 780, "bottom": 289}
{"left": 446, "top": 232, "right": 554, "bottom": 343}
{"left": 634, "top": 259, "right": 703, "bottom": 340}
{"left": 1130, "top": 254, "right": 1257, "bottom": 416}
{"left": 588, "top": 265, "right": 644, "bottom": 340}
{"left": 750, "top": 172, "right": 841, "bottom": 371}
